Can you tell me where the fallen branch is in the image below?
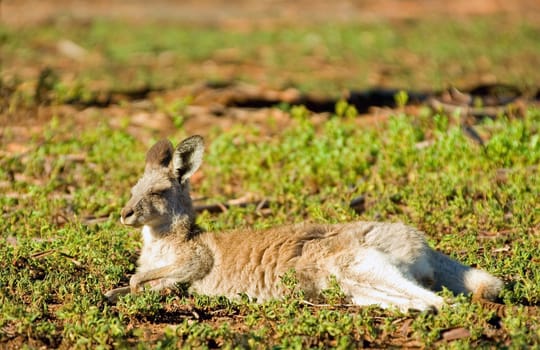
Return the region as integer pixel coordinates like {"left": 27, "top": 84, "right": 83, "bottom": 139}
{"left": 29, "top": 249, "right": 83, "bottom": 267}
{"left": 194, "top": 198, "right": 270, "bottom": 214}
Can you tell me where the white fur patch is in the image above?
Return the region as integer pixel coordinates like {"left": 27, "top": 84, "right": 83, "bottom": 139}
{"left": 140, "top": 225, "right": 176, "bottom": 270}
{"left": 347, "top": 248, "right": 444, "bottom": 311}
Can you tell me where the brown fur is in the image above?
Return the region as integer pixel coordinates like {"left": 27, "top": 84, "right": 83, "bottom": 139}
{"left": 105, "top": 136, "right": 504, "bottom": 311}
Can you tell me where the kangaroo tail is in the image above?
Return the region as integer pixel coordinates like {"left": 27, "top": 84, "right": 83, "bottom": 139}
{"left": 429, "top": 250, "right": 504, "bottom": 301}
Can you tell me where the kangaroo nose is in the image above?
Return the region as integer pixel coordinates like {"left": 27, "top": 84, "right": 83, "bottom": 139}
{"left": 121, "top": 208, "right": 134, "bottom": 223}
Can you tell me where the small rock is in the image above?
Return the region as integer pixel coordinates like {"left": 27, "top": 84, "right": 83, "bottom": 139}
{"left": 442, "top": 327, "right": 471, "bottom": 342}
{"left": 57, "top": 39, "right": 87, "bottom": 60}
{"left": 349, "top": 195, "right": 366, "bottom": 214}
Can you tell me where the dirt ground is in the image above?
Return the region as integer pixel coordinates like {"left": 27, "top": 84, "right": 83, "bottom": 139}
{"left": 4, "top": 0, "right": 540, "bottom": 27}
{"left": 2, "top": 0, "right": 540, "bottom": 156}
{"left": 1, "top": 2, "right": 540, "bottom": 348}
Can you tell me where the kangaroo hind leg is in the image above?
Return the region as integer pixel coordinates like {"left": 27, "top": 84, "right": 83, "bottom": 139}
{"left": 340, "top": 248, "right": 445, "bottom": 312}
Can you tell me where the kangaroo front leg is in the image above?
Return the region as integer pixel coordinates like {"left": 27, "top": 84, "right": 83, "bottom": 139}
{"left": 130, "top": 265, "right": 181, "bottom": 293}
{"left": 104, "top": 286, "right": 131, "bottom": 303}
{"left": 130, "top": 257, "right": 209, "bottom": 293}
{"left": 104, "top": 265, "right": 189, "bottom": 303}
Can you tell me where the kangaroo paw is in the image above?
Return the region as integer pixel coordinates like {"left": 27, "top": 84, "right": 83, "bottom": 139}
{"left": 104, "top": 286, "right": 131, "bottom": 303}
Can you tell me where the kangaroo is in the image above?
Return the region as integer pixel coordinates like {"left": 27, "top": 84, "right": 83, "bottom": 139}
{"left": 105, "top": 136, "right": 504, "bottom": 312}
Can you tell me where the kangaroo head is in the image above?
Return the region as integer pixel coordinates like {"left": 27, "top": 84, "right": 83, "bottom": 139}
{"left": 120, "top": 135, "right": 204, "bottom": 232}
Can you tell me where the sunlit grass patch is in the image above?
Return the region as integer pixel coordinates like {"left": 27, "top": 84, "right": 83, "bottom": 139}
{"left": 1, "top": 95, "right": 539, "bottom": 347}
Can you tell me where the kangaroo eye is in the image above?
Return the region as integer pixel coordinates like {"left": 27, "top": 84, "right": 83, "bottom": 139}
{"left": 150, "top": 190, "right": 163, "bottom": 196}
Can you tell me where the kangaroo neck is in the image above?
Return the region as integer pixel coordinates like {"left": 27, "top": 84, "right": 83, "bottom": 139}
{"left": 143, "top": 213, "right": 198, "bottom": 239}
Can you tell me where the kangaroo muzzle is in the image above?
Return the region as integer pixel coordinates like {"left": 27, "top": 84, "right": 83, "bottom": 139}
{"left": 120, "top": 207, "right": 136, "bottom": 225}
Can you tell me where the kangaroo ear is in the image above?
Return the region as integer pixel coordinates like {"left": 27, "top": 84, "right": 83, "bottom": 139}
{"left": 173, "top": 135, "right": 204, "bottom": 184}
{"left": 146, "top": 139, "right": 174, "bottom": 169}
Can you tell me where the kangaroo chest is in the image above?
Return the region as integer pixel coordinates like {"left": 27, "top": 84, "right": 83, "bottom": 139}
{"left": 138, "top": 225, "right": 177, "bottom": 271}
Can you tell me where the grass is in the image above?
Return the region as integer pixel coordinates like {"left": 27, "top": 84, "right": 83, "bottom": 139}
{"left": 1, "top": 13, "right": 540, "bottom": 349}
{"left": 1, "top": 104, "right": 540, "bottom": 347}
{"left": 2, "top": 16, "right": 540, "bottom": 104}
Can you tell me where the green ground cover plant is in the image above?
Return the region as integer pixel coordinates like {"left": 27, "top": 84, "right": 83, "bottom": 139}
{"left": 2, "top": 16, "right": 540, "bottom": 103}
{"left": 1, "top": 13, "right": 540, "bottom": 349}
{"left": 1, "top": 105, "right": 539, "bottom": 348}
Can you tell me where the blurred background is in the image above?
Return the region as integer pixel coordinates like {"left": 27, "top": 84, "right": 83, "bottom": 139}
{"left": 6, "top": 0, "right": 540, "bottom": 26}
{"left": 2, "top": 0, "right": 540, "bottom": 142}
